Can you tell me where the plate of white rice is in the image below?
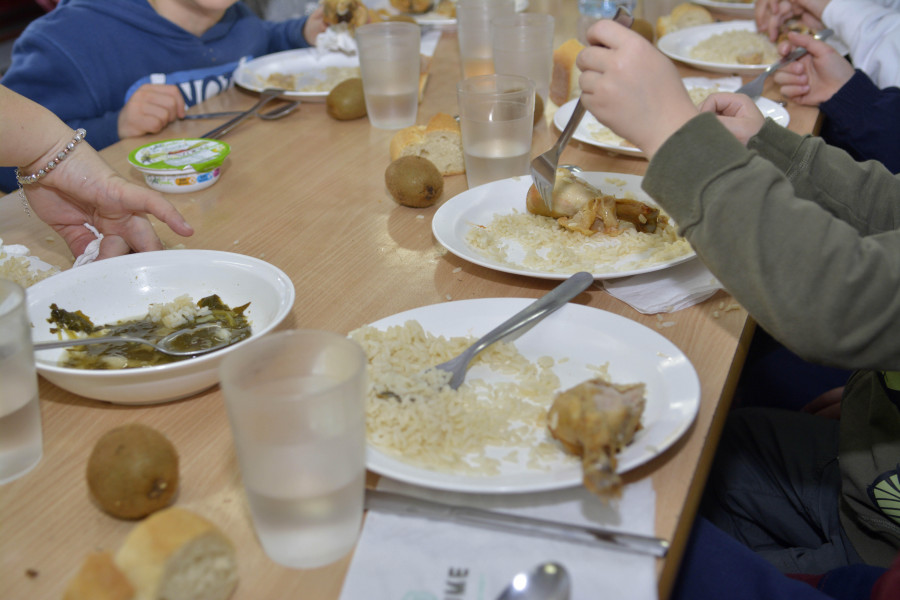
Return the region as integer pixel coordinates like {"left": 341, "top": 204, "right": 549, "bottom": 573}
{"left": 553, "top": 77, "right": 789, "bottom": 157}
{"left": 432, "top": 172, "right": 696, "bottom": 280}
{"left": 353, "top": 299, "right": 700, "bottom": 493}
{"left": 657, "top": 20, "right": 779, "bottom": 75}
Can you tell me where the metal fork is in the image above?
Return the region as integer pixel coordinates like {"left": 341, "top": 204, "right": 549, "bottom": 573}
{"left": 736, "top": 28, "right": 834, "bottom": 99}
{"left": 529, "top": 6, "right": 634, "bottom": 211}
{"left": 200, "top": 88, "right": 291, "bottom": 139}
{"left": 377, "top": 272, "right": 593, "bottom": 400}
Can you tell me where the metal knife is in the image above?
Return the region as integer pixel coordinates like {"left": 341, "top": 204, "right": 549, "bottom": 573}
{"left": 364, "top": 489, "right": 669, "bottom": 558}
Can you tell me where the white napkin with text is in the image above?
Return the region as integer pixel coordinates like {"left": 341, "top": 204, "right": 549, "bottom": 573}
{"left": 340, "top": 477, "right": 658, "bottom": 600}
{"left": 601, "top": 258, "right": 722, "bottom": 314}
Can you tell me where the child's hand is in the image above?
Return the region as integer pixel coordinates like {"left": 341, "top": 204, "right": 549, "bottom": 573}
{"left": 772, "top": 31, "right": 854, "bottom": 106}
{"left": 577, "top": 19, "right": 698, "bottom": 159}
{"left": 117, "top": 84, "right": 185, "bottom": 139}
{"left": 698, "top": 93, "right": 766, "bottom": 146}
{"left": 304, "top": 6, "right": 327, "bottom": 45}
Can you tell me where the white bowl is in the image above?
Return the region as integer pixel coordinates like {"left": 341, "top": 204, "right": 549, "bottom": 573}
{"left": 25, "top": 250, "right": 295, "bottom": 404}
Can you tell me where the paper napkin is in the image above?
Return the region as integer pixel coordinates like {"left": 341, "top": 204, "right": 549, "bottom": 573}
{"left": 340, "top": 478, "right": 658, "bottom": 600}
{"left": 602, "top": 258, "right": 722, "bottom": 314}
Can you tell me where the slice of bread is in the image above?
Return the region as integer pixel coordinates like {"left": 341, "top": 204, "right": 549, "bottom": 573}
{"left": 390, "top": 112, "right": 464, "bottom": 176}
{"left": 64, "top": 552, "right": 135, "bottom": 600}
{"left": 114, "top": 508, "right": 238, "bottom": 600}
{"left": 549, "top": 38, "right": 584, "bottom": 107}
{"left": 656, "top": 3, "right": 714, "bottom": 38}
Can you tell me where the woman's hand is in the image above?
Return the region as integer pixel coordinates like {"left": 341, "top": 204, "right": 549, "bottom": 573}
{"left": 117, "top": 84, "right": 185, "bottom": 139}
{"left": 21, "top": 136, "right": 193, "bottom": 260}
{"left": 577, "top": 19, "right": 698, "bottom": 159}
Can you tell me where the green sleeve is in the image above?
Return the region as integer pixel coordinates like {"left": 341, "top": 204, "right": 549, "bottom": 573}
{"left": 643, "top": 113, "right": 900, "bottom": 369}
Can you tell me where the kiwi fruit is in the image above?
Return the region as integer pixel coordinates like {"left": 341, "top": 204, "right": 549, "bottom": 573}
{"left": 385, "top": 156, "right": 444, "bottom": 208}
{"left": 86, "top": 424, "right": 179, "bottom": 520}
{"left": 533, "top": 93, "right": 544, "bottom": 127}
{"left": 326, "top": 78, "right": 367, "bottom": 120}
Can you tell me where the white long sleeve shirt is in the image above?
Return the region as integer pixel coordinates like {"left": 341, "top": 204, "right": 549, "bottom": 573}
{"left": 823, "top": 0, "right": 900, "bottom": 87}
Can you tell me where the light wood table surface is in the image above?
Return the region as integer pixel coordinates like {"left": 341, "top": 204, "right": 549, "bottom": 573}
{"left": 0, "top": 3, "right": 821, "bottom": 598}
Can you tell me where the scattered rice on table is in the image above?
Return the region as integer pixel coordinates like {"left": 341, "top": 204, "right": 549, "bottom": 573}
{"left": 0, "top": 249, "right": 58, "bottom": 288}
{"left": 465, "top": 208, "right": 693, "bottom": 275}
{"left": 350, "top": 320, "right": 581, "bottom": 475}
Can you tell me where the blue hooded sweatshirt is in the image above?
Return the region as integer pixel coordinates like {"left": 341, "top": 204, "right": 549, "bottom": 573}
{"left": 1, "top": 0, "right": 311, "bottom": 191}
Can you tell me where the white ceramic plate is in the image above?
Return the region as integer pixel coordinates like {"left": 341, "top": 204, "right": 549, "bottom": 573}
{"left": 658, "top": 20, "right": 776, "bottom": 75}
{"left": 692, "top": 0, "right": 755, "bottom": 18}
{"left": 26, "top": 250, "right": 295, "bottom": 404}
{"left": 364, "top": 299, "right": 701, "bottom": 493}
{"left": 234, "top": 48, "right": 360, "bottom": 101}
{"left": 432, "top": 172, "right": 696, "bottom": 280}
{"left": 553, "top": 77, "right": 789, "bottom": 157}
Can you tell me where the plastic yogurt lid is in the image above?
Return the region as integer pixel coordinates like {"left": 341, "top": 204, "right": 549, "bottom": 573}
{"left": 127, "top": 139, "right": 230, "bottom": 173}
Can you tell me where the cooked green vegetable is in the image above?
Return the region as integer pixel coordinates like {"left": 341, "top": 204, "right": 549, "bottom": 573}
{"left": 47, "top": 294, "right": 251, "bottom": 369}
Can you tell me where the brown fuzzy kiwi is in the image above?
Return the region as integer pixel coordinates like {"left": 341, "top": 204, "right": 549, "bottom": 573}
{"left": 385, "top": 156, "right": 444, "bottom": 208}
{"left": 86, "top": 424, "right": 179, "bottom": 520}
{"left": 326, "top": 78, "right": 367, "bottom": 120}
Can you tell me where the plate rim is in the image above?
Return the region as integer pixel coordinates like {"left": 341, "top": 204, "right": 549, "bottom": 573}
{"left": 691, "top": 0, "right": 755, "bottom": 17}
{"left": 431, "top": 171, "right": 697, "bottom": 280}
{"left": 657, "top": 20, "right": 771, "bottom": 75}
{"left": 363, "top": 298, "right": 701, "bottom": 494}
{"left": 233, "top": 47, "right": 361, "bottom": 101}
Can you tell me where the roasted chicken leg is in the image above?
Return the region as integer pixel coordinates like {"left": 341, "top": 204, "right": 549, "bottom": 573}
{"left": 547, "top": 378, "right": 646, "bottom": 500}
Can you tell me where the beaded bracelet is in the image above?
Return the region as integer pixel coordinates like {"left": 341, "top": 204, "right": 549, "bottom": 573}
{"left": 15, "top": 128, "right": 87, "bottom": 216}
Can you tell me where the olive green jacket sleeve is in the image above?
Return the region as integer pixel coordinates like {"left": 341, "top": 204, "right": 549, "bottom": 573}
{"left": 643, "top": 113, "right": 900, "bottom": 369}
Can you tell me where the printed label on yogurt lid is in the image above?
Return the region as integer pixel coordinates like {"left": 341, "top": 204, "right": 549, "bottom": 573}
{"left": 128, "top": 139, "right": 231, "bottom": 172}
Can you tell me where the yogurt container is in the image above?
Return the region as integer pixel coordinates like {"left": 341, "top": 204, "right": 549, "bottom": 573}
{"left": 127, "top": 139, "right": 230, "bottom": 193}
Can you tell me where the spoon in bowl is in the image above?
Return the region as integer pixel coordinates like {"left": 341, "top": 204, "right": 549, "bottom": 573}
{"left": 496, "top": 562, "right": 570, "bottom": 600}
{"left": 33, "top": 323, "right": 231, "bottom": 357}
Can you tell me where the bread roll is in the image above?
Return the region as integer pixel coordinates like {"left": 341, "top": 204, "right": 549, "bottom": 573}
{"left": 114, "top": 508, "right": 238, "bottom": 600}
{"left": 656, "top": 3, "right": 713, "bottom": 38}
{"left": 549, "top": 39, "right": 584, "bottom": 107}
{"left": 389, "top": 113, "right": 464, "bottom": 176}
{"left": 64, "top": 552, "right": 135, "bottom": 600}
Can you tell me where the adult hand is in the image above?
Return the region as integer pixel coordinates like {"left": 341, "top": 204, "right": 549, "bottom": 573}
{"left": 20, "top": 135, "right": 193, "bottom": 260}
{"left": 801, "top": 386, "right": 843, "bottom": 419}
{"left": 117, "top": 84, "right": 185, "bottom": 139}
{"left": 698, "top": 93, "right": 766, "bottom": 146}
{"left": 772, "top": 31, "right": 854, "bottom": 105}
{"left": 577, "top": 20, "right": 698, "bottom": 159}
{"left": 304, "top": 6, "right": 326, "bottom": 45}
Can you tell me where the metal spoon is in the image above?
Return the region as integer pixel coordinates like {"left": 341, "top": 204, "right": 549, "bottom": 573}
{"left": 378, "top": 271, "right": 593, "bottom": 399}
{"left": 496, "top": 563, "right": 571, "bottom": 600}
{"left": 33, "top": 323, "right": 231, "bottom": 357}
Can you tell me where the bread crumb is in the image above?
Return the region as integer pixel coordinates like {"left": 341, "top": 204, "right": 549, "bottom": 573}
{"left": 723, "top": 303, "right": 741, "bottom": 312}
{"left": 45, "top": 236, "right": 55, "bottom": 243}
{"left": 712, "top": 310, "right": 721, "bottom": 318}
{"left": 452, "top": 267, "right": 462, "bottom": 274}
{"left": 232, "top": 239, "right": 239, "bottom": 245}
{"left": 445, "top": 294, "right": 452, "bottom": 300}
{"left": 657, "top": 321, "right": 676, "bottom": 328}
{"left": 416, "top": 214, "right": 425, "bottom": 220}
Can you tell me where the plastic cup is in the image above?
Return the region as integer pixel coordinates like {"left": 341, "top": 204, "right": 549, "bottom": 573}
{"left": 457, "top": 73, "right": 535, "bottom": 189}
{"left": 356, "top": 21, "right": 421, "bottom": 129}
{"left": 0, "top": 279, "right": 42, "bottom": 484}
{"left": 491, "top": 13, "right": 555, "bottom": 104}
{"left": 456, "top": 0, "right": 516, "bottom": 79}
{"left": 221, "top": 330, "right": 367, "bottom": 569}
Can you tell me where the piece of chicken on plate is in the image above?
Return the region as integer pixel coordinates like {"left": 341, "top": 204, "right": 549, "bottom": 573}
{"left": 547, "top": 378, "right": 646, "bottom": 500}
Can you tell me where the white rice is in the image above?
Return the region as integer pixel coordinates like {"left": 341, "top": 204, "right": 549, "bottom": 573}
{"left": 350, "top": 320, "right": 580, "bottom": 475}
{"left": 690, "top": 30, "right": 779, "bottom": 64}
{"left": 465, "top": 208, "right": 692, "bottom": 275}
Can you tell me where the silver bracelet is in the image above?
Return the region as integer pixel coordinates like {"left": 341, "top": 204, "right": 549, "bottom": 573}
{"left": 15, "top": 128, "right": 87, "bottom": 217}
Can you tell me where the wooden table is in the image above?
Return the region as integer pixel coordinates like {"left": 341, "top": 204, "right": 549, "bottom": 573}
{"left": 0, "top": 3, "right": 821, "bottom": 598}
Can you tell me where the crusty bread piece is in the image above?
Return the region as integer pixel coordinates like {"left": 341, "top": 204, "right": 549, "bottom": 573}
{"left": 64, "top": 552, "right": 135, "bottom": 600}
{"left": 549, "top": 38, "right": 584, "bottom": 107}
{"left": 389, "top": 112, "right": 464, "bottom": 176}
{"left": 114, "top": 508, "right": 238, "bottom": 600}
{"left": 656, "top": 3, "right": 713, "bottom": 38}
